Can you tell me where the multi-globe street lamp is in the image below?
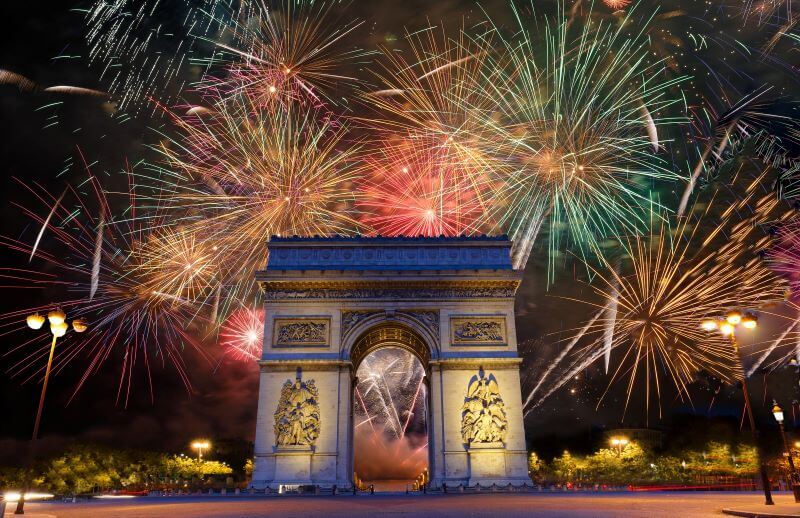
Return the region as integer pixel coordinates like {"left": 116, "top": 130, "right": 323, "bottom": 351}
{"left": 772, "top": 402, "right": 800, "bottom": 502}
{"left": 15, "top": 309, "right": 87, "bottom": 515}
{"left": 701, "top": 310, "right": 774, "bottom": 506}
{"left": 192, "top": 440, "right": 211, "bottom": 462}
{"left": 610, "top": 436, "right": 629, "bottom": 457}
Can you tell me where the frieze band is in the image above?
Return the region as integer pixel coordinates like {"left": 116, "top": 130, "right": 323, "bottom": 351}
{"left": 265, "top": 286, "right": 517, "bottom": 301}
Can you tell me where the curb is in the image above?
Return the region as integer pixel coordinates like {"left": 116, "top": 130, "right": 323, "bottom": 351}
{"left": 723, "top": 508, "right": 800, "bottom": 518}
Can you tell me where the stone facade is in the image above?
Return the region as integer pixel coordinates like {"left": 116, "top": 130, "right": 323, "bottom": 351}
{"left": 251, "top": 236, "right": 529, "bottom": 489}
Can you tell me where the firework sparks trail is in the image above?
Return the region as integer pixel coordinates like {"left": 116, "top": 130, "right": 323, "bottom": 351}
{"left": 90, "top": 216, "right": 104, "bottom": 300}
{"left": 82, "top": 0, "right": 239, "bottom": 109}
{"left": 603, "top": 260, "right": 621, "bottom": 374}
{"left": 354, "top": 348, "right": 426, "bottom": 441}
{"left": 747, "top": 318, "right": 799, "bottom": 377}
{"left": 195, "top": 0, "right": 369, "bottom": 110}
{"left": 29, "top": 188, "right": 66, "bottom": 263}
{"left": 358, "top": 136, "right": 493, "bottom": 237}
{"left": 523, "top": 306, "right": 606, "bottom": 408}
{"left": 1, "top": 167, "right": 211, "bottom": 405}
{"left": 141, "top": 95, "right": 366, "bottom": 320}
{"left": 528, "top": 179, "right": 791, "bottom": 417}
{"left": 464, "top": 2, "right": 687, "bottom": 279}
{"left": 527, "top": 339, "right": 606, "bottom": 415}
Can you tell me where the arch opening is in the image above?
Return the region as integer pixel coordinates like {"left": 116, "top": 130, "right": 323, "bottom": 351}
{"left": 349, "top": 323, "right": 430, "bottom": 369}
{"left": 351, "top": 326, "right": 430, "bottom": 491}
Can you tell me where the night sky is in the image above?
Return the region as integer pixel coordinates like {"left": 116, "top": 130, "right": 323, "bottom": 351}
{"left": 2, "top": 0, "right": 800, "bottom": 466}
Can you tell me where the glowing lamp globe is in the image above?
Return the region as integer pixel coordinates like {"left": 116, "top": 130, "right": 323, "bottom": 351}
{"left": 700, "top": 319, "right": 718, "bottom": 331}
{"left": 719, "top": 322, "right": 735, "bottom": 336}
{"left": 72, "top": 319, "right": 88, "bottom": 333}
{"left": 27, "top": 313, "right": 45, "bottom": 330}
{"left": 50, "top": 321, "right": 68, "bottom": 338}
{"left": 47, "top": 309, "right": 66, "bottom": 326}
{"left": 773, "top": 403, "right": 784, "bottom": 424}
{"left": 725, "top": 311, "right": 742, "bottom": 325}
{"left": 741, "top": 314, "right": 757, "bottom": 329}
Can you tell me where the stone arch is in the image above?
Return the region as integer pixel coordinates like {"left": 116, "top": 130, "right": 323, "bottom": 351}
{"left": 341, "top": 311, "right": 439, "bottom": 366}
{"left": 350, "top": 323, "right": 430, "bottom": 369}
{"left": 348, "top": 321, "right": 433, "bottom": 486}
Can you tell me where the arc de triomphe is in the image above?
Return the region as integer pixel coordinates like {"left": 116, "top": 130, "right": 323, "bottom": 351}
{"left": 250, "top": 235, "right": 529, "bottom": 489}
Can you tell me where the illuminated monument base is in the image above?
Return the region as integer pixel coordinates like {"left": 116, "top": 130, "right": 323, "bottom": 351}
{"left": 250, "top": 236, "right": 530, "bottom": 489}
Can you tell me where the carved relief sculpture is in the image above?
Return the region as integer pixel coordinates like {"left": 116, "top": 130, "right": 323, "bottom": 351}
{"left": 451, "top": 317, "right": 506, "bottom": 345}
{"left": 273, "top": 318, "right": 329, "bottom": 346}
{"left": 274, "top": 378, "right": 320, "bottom": 446}
{"left": 402, "top": 310, "right": 440, "bottom": 339}
{"left": 461, "top": 371, "right": 507, "bottom": 444}
{"left": 341, "top": 310, "right": 381, "bottom": 338}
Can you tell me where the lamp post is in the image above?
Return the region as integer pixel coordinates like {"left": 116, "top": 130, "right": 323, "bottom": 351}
{"left": 773, "top": 402, "right": 800, "bottom": 502}
{"left": 191, "top": 440, "right": 210, "bottom": 462}
{"left": 15, "top": 310, "right": 87, "bottom": 515}
{"left": 610, "top": 436, "right": 629, "bottom": 457}
{"left": 701, "top": 311, "right": 774, "bottom": 506}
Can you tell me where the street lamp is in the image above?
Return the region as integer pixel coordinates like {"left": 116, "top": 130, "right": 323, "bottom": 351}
{"left": 773, "top": 402, "right": 800, "bottom": 502}
{"left": 191, "top": 440, "right": 210, "bottom": 462}
{"left": 15, "top": 309, "right": 86, "bottom": 515}
{"left": 610, "top": 436, "right": 629, "bottom": 456}
{"left": 701, "top": 310, "right": 774, "bottom": 506}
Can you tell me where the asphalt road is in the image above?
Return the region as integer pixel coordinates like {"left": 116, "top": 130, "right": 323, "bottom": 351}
{"left": 5, "top": 492, "right": 800, "bottom": 518}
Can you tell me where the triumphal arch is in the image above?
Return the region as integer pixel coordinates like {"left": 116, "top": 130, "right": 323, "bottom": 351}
{"left": 250, "top": 235, "right": 529, "bottom": 489}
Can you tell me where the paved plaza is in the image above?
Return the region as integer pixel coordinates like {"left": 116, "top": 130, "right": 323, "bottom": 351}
{"left": 5, "top": 492, "right": 800, "bottom": 518}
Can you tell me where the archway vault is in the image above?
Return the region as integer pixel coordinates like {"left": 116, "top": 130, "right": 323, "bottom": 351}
{"left": 350, "top": 323, "right": 430, "bottom": 369}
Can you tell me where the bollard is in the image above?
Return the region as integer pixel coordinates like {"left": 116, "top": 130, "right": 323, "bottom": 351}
{"left": 443, "top": 483, "right": 447, "bottom": 494}
{"left": 333, "top": 484, "right": 337, "bottom": 496}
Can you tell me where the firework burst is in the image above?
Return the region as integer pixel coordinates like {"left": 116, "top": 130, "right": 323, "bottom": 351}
{"left": 466, "top": 2, "right": 687, "bottom": 272}
{"left": 196, "top": 0, "right": 368, "bottom": 109}
{"left": 527, "top": 180, "right": 792, "bottom": 417}
{"left": 0, "top": 175, "right": 209, "bottom": 405}
{"left": 358, "top": 136, "right": 493, "bottom": 237}
{"left": 219, "top": 306, "right": 264, "bottom": 361}
{"left": 142, "top": 96, "right": 366, "bottom": 318}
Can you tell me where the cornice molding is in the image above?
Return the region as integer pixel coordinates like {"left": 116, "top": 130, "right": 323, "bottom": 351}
{"left": 260, "top": 279, "right": 521, "bottom": 301}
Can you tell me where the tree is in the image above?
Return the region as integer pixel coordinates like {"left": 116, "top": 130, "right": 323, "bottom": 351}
{"left": 551, "top": 451, "right": 586, "bottom": 482}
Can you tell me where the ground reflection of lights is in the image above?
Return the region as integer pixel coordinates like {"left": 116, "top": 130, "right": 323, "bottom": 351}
{"left": 3, "top": 491, "right": 54, "bottom": 502}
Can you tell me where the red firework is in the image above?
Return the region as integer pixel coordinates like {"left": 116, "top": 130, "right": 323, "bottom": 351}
{"left": 220, "top": 307, "right": 265, "bottom": 361}
{"left": 358, "top": 137, "right": 492, "bottom": 237}
{"left": 602, "top": 0, "right": 632, "bottom": 9}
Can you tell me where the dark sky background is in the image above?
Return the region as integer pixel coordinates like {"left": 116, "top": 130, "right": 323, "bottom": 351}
{"left": 1, "top": 0, "right": 799, "bottom": 467}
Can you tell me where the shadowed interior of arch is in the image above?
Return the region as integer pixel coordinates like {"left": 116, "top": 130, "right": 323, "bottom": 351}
{"left": 353, "top": 346, "right": 429, "bottom": 491}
